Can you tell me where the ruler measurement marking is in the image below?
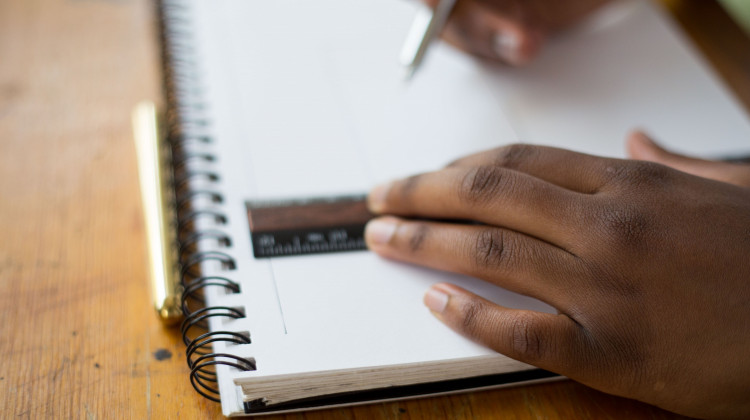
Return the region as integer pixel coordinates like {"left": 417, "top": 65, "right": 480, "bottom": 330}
{"left": 246, "top": 195, "right": 373, "bottom": 259}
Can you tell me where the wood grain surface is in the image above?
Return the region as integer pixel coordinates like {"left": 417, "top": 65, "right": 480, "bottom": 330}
{"left": 1, "top": 0, "right": 747, "bottom": 419}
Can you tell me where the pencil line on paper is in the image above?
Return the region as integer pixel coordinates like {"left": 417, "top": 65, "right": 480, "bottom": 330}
{"left": 268, "top": 261, "right": 288, "bottom": 335}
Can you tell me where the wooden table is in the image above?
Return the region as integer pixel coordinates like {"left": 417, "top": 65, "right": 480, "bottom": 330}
{"left": 1, "top": 0, "right": 748, "bottom": 418}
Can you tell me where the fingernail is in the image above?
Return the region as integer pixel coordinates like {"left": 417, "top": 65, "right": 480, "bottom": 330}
{"left": 492, "top": 32, "right": 521, "bottom": 64}
{"left": 368, "top": 182, "right": 391, "bottom": 213}
{"left": 424, "top": 286, "right": 449, "bottom": 314}
{"left": 365, "top": 217, "right": 398, "bottom": 245}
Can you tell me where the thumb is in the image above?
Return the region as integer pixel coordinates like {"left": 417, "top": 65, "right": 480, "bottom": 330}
{"left": 627, "top": 131, "right": 750, "bottom": 187}
{"left": 424, "top": 283, "right": 589, "bottom": 376}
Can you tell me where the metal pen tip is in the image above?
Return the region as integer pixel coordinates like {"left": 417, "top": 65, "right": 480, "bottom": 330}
{"left": 404, "top": 65, "right": 417, "bottom": 81}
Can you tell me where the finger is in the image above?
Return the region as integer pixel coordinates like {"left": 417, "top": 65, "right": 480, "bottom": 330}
{"left": 365, "top": 217, "right": 583, "bottom": 305}
{"left": 423, "top": 282, "right": 590, "bottom": 377}
{"left": 476, "top": 0, "right": 612, "bottom": 32}
{"left": 368, "top": 165, "right": 585, "bottom": 248}
{"left": 447, "top": 143, "right": 618, "bottom": 194}
{"left": 627, "top": 131, "right": 750, "bottom": 187}
{"left": 422, "top": 0, "right": 543, "bottom": 65}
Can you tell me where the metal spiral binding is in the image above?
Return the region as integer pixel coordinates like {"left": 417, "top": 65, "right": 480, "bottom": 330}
{"left": 158, "top": 0, "right": 254, "bottom": 403}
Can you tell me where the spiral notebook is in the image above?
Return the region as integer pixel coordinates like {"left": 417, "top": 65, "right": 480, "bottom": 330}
{"left": 138, "top": 0, "right": 750, "bottom": 416}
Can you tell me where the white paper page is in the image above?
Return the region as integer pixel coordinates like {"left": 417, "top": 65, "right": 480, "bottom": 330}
{"left": 475, "top": 1, "right": 750, "bottom": 158}
{"left": 220, "top": 0, "right": 518, "bottom": 197}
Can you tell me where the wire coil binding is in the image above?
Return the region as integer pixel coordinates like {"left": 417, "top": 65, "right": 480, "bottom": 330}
{"left": 158, "top": 0, "right": 254, "bottom": 403}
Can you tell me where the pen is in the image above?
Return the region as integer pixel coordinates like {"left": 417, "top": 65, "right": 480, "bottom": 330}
{"left": 400, "top": 0, "right": 457, "bottom": 79}
{"left": 133, "top": 101, "right": 184, "bottom": 325}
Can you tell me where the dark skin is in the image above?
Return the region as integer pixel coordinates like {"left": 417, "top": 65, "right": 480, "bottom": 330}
{"left": 365, "top": 2, "right": 750, "bottom": 417}
{"left": 365, "top": 132, "right": 750, "bottom": 419}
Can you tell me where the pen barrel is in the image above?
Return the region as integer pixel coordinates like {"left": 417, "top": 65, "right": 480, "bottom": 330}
{"left": 400, "top": 0, "right": 457, "bottom": 75}
{"left": 133, "top": 101, "right": 184, "bottom": 325}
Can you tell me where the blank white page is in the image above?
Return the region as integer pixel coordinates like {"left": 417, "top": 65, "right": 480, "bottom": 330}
{"left": 477, "top": 1, "right": 750, "bottom": 157}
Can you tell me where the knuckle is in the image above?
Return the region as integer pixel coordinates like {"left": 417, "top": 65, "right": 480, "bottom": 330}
{"left": 509, "top": 314, "right": 545, "bottom": 362}
{"left": 458, "top": 299, "right": 486, "bottom": 338}
{"left": 471, "top": 229, "right": 511, "bottom": 272}
{"left": 459, "top": 165, "right": 510, "bottom": 204}
{"left": 407, "top": 223, "right": 430, "bottom": 253}
{"left": 493, "top": 143, "right": 538, "bottom": 169}
{"left": 605, "top": 161, "right": 673, "bottom": 191}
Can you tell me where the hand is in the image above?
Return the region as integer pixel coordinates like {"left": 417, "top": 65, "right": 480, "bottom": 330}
{"left": 422, "top": 0, "right": 611, "bottom": 65}
{"left": 364, "top": 137, "right": 750, "bottom": 419}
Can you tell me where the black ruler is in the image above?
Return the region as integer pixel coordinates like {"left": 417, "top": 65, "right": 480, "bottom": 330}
{"left": 246, "top": 195, "right": 373, "bottom": 259}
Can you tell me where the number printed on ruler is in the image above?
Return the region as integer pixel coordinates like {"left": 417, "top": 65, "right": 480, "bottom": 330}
{"left": 246, "top": 195, "right": 373, "bottom": 258}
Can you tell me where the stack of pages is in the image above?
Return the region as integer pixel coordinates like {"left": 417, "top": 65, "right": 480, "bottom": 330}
{"left": 155, "top": 0, "right": 750, "bottom": 415}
